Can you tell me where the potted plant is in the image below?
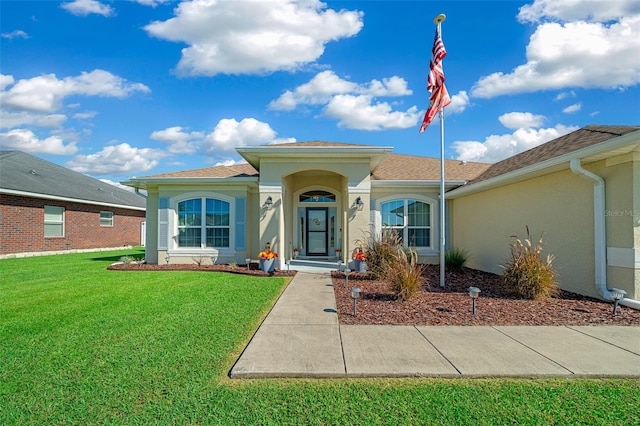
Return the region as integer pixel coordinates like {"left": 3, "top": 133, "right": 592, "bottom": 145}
{"left": 354, "top": 249, "right": 367, "bottom": 273}
{"left": 258, "top": 244, "right": 278, "bottom": 272}
{"left": 335, "top": 248, "right": 342, "bottom": 258}
{"left": 293, "top": 248, "right": 300, "bottom": 258}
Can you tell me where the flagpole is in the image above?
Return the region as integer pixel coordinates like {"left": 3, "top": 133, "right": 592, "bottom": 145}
{"left": 434, "top": 13, "right": 446, "bottom": 288}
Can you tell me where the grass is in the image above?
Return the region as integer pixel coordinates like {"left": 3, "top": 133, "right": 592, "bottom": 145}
{"left": 1, "top": 249, "right": 639, "bottom": 424}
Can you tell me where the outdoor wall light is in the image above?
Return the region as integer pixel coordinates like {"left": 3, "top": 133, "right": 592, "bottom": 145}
{"left": 351, "top": 287, "right": 361, "bottom": 316}
{"left": 353, "top": 196, "right": 364, "bottom": 211}
{"left": 468, "top": 286, "right": 481, "bottom": 315}
{"left": 164, "top": 254, "right": 170, "bottom": 265}
{"left": 264, "top": 196, "right": 273, "bottom": 210}
{"left": 245, "top": 258, "right": 251, "bottom": 270}
{"left": 609, "top": 288, "right": 627, "bottom": 315}
{"left": 345, "top": 268, "right": 351, "bottom": 289}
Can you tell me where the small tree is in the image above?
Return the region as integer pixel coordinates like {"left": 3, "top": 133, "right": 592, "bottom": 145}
{"left": 501, "top": 226, "right": 558, "bottom": 299}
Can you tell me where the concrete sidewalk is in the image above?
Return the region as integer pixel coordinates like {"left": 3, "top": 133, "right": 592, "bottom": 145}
{"left": 229, "top": 271, "right": 640, "bottom": 379}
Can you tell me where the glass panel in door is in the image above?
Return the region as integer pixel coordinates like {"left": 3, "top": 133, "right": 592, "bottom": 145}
{"left": 306, "top": 208, "right": 327, "bottom": 255}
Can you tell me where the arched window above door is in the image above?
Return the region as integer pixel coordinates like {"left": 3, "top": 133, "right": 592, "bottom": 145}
{"left": 299, "top": 190, "right": 336, "bottom": 203}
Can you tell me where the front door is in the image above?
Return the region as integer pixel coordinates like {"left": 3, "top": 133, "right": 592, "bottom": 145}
{"left": 306, "top": 207, "right": 328, "bottom": 256}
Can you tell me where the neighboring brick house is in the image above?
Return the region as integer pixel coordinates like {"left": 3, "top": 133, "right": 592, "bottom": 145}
{"left": 0, "top": 150, "right": 146, "bottom": 257}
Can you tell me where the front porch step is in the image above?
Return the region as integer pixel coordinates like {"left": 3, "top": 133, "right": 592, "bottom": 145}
{"left": 289, "top": 257, "right": 342, "bottom": 270}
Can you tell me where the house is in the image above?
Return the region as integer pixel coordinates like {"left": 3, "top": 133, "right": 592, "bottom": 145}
{"left": 0, "top": 150, "right": 146, "bottom": 257}
{"left": 123, "top": 125, "right": 640, "bottom": 304}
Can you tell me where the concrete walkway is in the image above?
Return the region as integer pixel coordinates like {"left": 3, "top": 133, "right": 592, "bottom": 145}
{"left": 229, "top": 271, "right": 640, "bottom": 378}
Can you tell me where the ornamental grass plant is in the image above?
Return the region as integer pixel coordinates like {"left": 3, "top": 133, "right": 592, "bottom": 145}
{"left": 357, "top": 229, "right": 402, "bottom": 279}
{"left": 384, "top": 247, "right": 427, "bottom": 302}
{"left": 501, "top": 226, "right": 559, "bottom": 300}
{"left": 445, "top": 247, "right": 468, "bottom": 271}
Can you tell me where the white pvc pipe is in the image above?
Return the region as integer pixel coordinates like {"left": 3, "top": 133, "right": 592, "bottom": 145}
{"left": 570, "top": 159, "right": 639, "bottom": 310}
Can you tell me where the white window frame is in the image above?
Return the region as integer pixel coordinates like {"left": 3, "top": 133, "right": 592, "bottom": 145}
{"left": 376, "top": 195, "right": 436, "bottom": 253}
{"left": 170, "top": 192, "right": 235, "bottom": 254}
{"left": 100, "top": 211, "right": 114, "bottom": 227}
{"left": 44, "top": 205, "right": 65, "bottom": 238}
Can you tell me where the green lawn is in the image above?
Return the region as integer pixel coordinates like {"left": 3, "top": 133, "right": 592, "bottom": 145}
{"left": 1, "top": 249, "right": 638, "bottom": 425}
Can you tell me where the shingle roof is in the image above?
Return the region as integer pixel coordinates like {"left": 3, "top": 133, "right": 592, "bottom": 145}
{"left": 371, "top": 154, "right": 491, "bottom": 181}
{"left": 0, "top": 151, "right": 146, "bottom": 209}
{"left": 142, "top": 144, "right": 490, "bottom": 182}
{"left": 469, "top": 125, "right": 640, "bottom": 184}
{"left": 146, "top": 162, "right": 258, "bottom": 179}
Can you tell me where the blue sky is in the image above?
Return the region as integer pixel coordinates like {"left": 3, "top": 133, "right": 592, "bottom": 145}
{"left": 1, "top": 0, "right": 639, "bottom": 189}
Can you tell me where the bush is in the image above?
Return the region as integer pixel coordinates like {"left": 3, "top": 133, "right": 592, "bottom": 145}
{"left": 356, "top": 229, "right": 402, "bottom": 279}
{"left": 501, "top": 226, "right": 558, "bottom": 300}
{"left": 445, "top": 248, "right": 468, "bottom": 271}
{"left": 384, "top": 247, "right": 427, "bottom": 302}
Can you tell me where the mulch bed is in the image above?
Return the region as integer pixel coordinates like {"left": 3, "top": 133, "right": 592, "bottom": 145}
{"left": 107, "top": 262, "right": 297, "bottom": 277}
{"left": 332, "top": 266, "right": 640, "bottom": 326}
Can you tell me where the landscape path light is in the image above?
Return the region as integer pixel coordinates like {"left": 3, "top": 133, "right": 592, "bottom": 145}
{"left": 245, "top": 258, "right": 251, "bottom": 271}
{"left": 609, "top": 288, "right": 627, "bottom": 315}
{"left": 344, "top": 268, "right": 351, "bottom": 289}
{"left": 351, "top": 287, "right": 361, "bottom": 316}
{"left": 210, "top": 256, "right": 217, "bottom": 266}
{"left": 164, "top": 254, "right": 170, "bottom": 265}
{"left": 468, "top": 286, "right": 481, "bottom": 315}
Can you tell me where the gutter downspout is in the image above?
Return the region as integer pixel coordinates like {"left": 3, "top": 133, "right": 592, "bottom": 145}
{"left": 570, "top": 159, "right": 640, "bottom": 310}
{"left": 135, "top": 188, "right": 147, "bottom": 199}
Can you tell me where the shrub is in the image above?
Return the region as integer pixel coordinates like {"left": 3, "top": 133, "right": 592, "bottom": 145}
{"left": 501, "top": 226, "right": 558, "bottom": 300}
{"left": 356, "top": 229, "right": 402, "bottom": 279}
{"left": 445, "top": 247, "right": 468, "bottom": 271}
{"left": 384, "top": 247, "right": 427, "bottom": 302}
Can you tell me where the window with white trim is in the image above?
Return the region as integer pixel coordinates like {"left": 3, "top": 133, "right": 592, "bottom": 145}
{"left": 177, "top": 198, "right": 230, "bottom": 248}
{"left": 100, "top": 211, "right": 114, "bottom": 227}
{"left": 380, "top": 199, "right": 431, "bottom": 247}
{"left": 44, "top": 205, "right": 65, "bottom": 237}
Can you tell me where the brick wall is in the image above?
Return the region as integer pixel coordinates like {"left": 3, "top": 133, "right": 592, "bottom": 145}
{"left": 0, "top": 194, "right": 145, "bottom": 255}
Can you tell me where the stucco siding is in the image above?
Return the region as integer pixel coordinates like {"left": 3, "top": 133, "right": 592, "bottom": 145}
{"left": 451, "top": 168, "right": 597, "bottom": 297}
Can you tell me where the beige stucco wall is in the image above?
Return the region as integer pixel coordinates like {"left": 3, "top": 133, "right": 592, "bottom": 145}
{"left": 258, "top": 158, "right": 372, "bottom": 265}
{"left": 451, "top": 156, "right": 640, "bottom": 300}
{"left": 451, "top": 167, "right": 597, "bottom": 297}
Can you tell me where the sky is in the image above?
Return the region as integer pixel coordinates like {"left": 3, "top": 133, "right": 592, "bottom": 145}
{"left": 1, "top": 0, "right": 639, "bottom": 190}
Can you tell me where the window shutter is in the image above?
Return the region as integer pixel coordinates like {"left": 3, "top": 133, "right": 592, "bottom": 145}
{"left": 158, "top": 197, "right": 169, "bottom": 250}
{"left": 235, "top": 197, "right": 246, "bottom": 250}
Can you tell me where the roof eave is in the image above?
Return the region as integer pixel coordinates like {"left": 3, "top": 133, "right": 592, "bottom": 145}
{"left": 236, "top": 146, "right": 394, "bottom": 170}
{"left": 447, "top": 129, "right": 640, "bottom": 199}
{"left": 0, "top": 188, "right": 146, "bottom": 211}
{"left": 372, "top": 180, "right": 467, "bottom": 187}
{"left": 122, "top": 176, "right": 259, "bottom": 190}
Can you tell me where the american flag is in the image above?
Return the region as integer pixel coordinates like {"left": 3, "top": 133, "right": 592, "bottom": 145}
{"left": 419, "top": 26, "right": 451, "bottom": 133}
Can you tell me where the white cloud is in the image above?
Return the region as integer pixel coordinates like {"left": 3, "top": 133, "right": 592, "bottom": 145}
{"left": 67, "top": 143, "right": 165, "bottom": 175}
{"left": 452, "top": 124, "right": 579, "bottom": 163}
{"left": 1, "top": 70, "right": 150, "bottom": 113}
{"left": 72, "top": 111, "right": 97, "bottom": 119}
{"left": 150, "top": 126, "right": 203, "bottom": 154}
{"left": 144, "top": 0, "right": 363, "bottom": 76}
{"left": 323, "top": 94, "right": 420, "bottom": 131}
{"left": 134, "top": 0, "right": 170, "bottom": 6}
{"left": 471, "top": 8, "right": 640, "bottom": 98}
{"left": 498, "top": 112, "right": 545, "bottom": 129}
{"left": 99, "top": 178, "right": 138, "bottom": 193}
{"left": 554, "top": 91, "right": 576, "bottom": 101}
{"left": 1, "top": 30, "right": 29, "bottom": 39}
{"left": 1, "top": 74, "right": 15, "bottom": 90}
{"left": 204, "top": 118, "right": 280, "bottom": 153}
{"left": 562, "top": 102, "right": 582, "bottom": 114}
{"left": 269, "top": 70, "right": 411, "bottom": 111}
{"left": 518, "top": 0, "right": 640, "bottom": 23}
{"left": 61, "top": 0, "right": 114, "bottom": 17}
{"left": 0, "top": 111, "right": 67, "bottom": 129}
{"left": 446, "top": 90, "right": 470, "bottom": 114}
{"left": 0, "top": 128, "right": 78, "bottom": 155}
